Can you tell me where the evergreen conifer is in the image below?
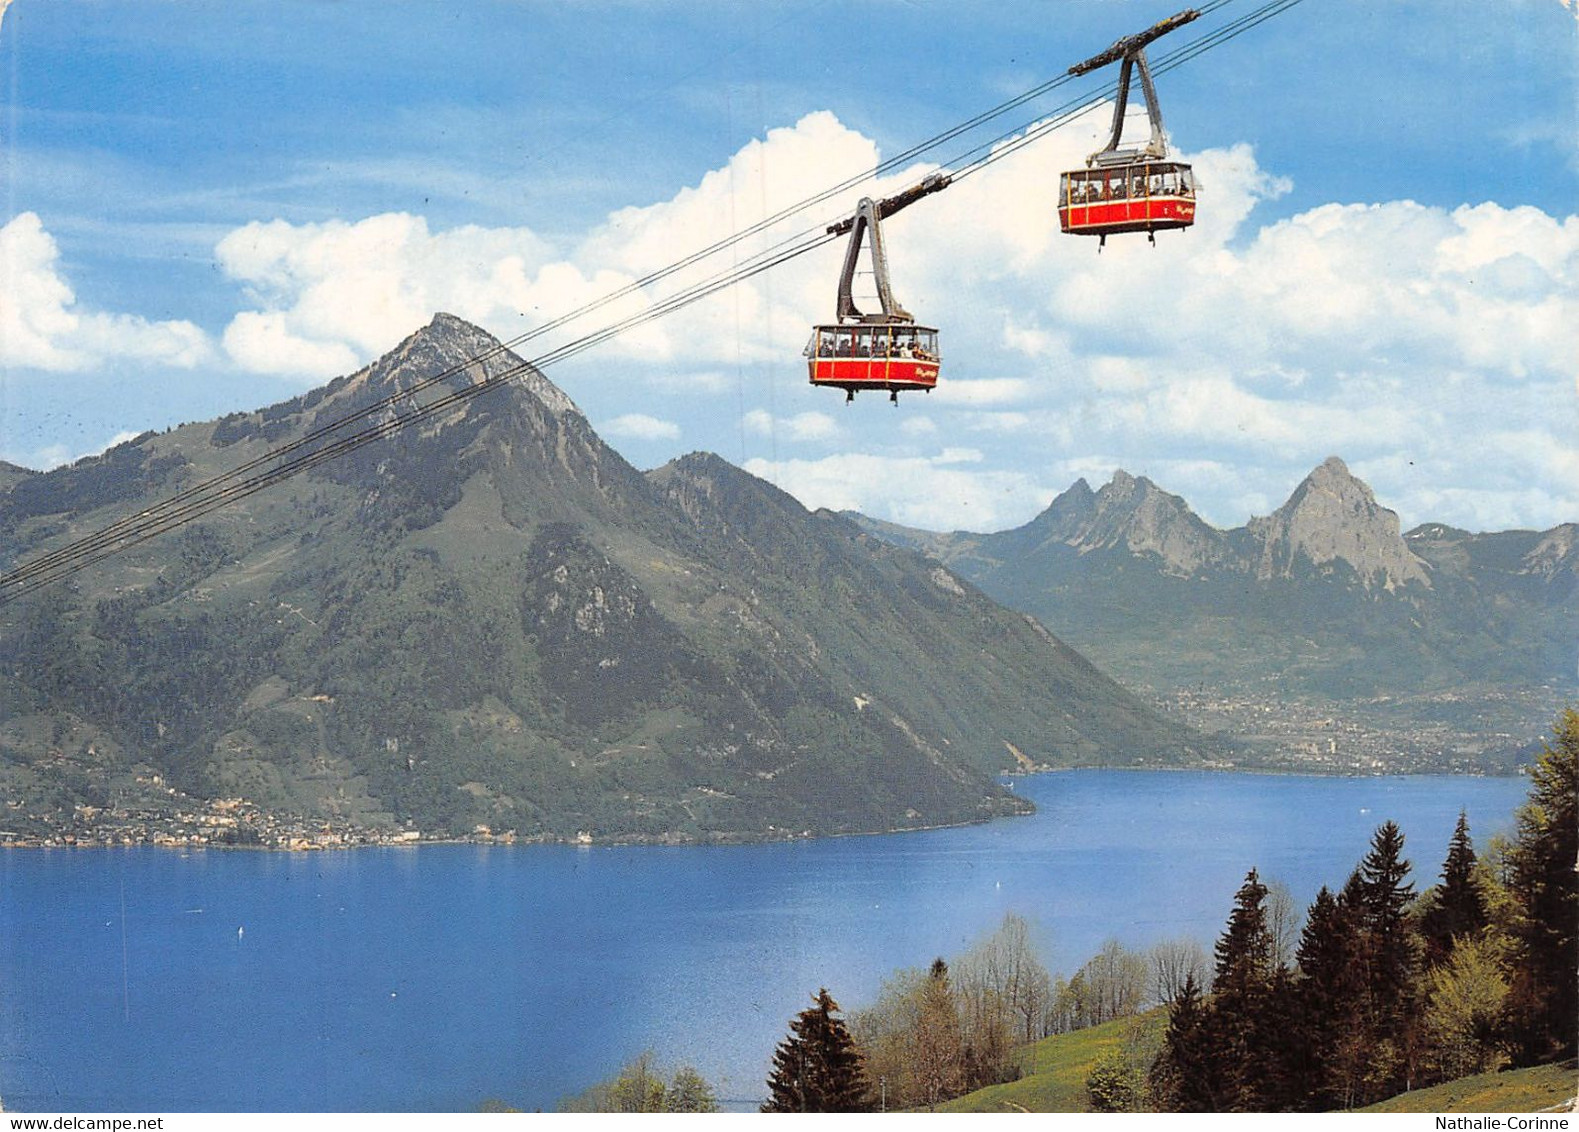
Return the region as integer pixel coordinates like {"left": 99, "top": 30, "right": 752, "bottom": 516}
{"left": 1358, "top": 820, "right": 1418, "bottom": 1086}
{"left": 762, "top": 988, "right": 870, "bottom": 1112}
{"left": 1208, "top": 869, "right": 1276, "bottom": 1110}
{"left": 1421, "top": 811, "right": 1489, "bottom": 966}
{"left": 1507, "top": 709, "right": 1579, "bottom": 1064}
{"left": 1293, "top": 882, "right": 1368, "bottom": 1109}
{"left": 1152, "top": 973, "right": 1218, "bottom": 1111}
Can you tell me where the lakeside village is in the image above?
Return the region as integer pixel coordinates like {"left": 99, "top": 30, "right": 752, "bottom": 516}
{"left": 1155, "top": 684, "right": 1565, "bottom": 775}
{"left": 0, "top": 776, "right": 451, "bottom": 850}
{"left": 2, "top": 683, "right": 1563, "bottom": 850}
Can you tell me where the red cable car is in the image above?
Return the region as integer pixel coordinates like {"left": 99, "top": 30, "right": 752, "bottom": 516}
{"left": 1059, "top": 9, "right": 1201, "bottom": 248}
{"left": 807, "top": 177, "right": 949, "bottom": 403}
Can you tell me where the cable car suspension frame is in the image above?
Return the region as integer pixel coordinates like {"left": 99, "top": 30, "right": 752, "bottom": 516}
{"left": 1059, "top": 8, "right": 1202, "bottom": 247}
{"left": 808, "top": 174, "right": 951, "bottom": 403}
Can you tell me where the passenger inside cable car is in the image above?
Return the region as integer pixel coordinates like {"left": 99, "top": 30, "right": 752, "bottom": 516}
{"left": 1058, "top": 161, "right": 1196, "bottom": 241}
{"left": 806, "top": 323, "right": 940, "bottom": 401}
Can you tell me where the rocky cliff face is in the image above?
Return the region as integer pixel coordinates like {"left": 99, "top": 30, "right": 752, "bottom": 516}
{"left": 0, "top": 314, "right": 1193, "bottom": 842}
{"left": 1033, "top": 470, "right": 1233, "bottom": 577}
{"left": 1520, "top": 523, "right": 1579, "bottom": 582}
{"left": 1248, "top": 457, "right": 1430, "bottom": 590}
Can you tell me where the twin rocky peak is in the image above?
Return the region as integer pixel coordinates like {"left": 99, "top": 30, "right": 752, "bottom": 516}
{"left": 1029, "top": 457, "right": 1429, "bottom": 591}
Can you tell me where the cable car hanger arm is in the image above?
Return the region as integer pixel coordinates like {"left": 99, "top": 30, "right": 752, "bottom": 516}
{"left": 825, "top": 173, "right": 952, "bottom": 324}
{"left": 825, "top": 172, "right": 953, "bottom": 237}
{"left": 1070, "top": 8, "right": 1200, "bottom": 166}
{"left": 1068, "top": 8, "right": 1201, "bottom": 76}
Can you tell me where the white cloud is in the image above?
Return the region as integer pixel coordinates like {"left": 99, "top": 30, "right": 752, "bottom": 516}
{"left": 0, "top": 212, "right": 212, "bottom": 372}
{"left": 601, "top": 413, "right": 680, "bottom": 441}
{"left": 213, "top": 212, "right": 648, "bottom": 377}
{"left": 930, "top": 378, "right": 1034, "bottom": 407}
{"left": 223, "top": 310, "right": 360, "bottom": 378}
{"left": 935, "top": 447, "right": 984, "bottom": 465}
{"left": 743, "top": 409, "right": 841, "bottom": 443}
{"left": 744, "top": 450, "right": 1053, "bottom": 532}
{"left": 189, "top": 106, "right": 1577, "bottom": 531}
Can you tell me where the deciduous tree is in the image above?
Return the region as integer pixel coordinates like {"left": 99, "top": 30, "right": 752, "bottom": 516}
{"left": 1148, "top": 937, "right": 1211, "bottom": 1006}
{"left": 912, "top": 959, "right": 966, "bottom": 1110}
{"left": 1085, "top": 1049, "right": 1140, "bottom": 1112}
{"left": 1420, "top": 934, "right": 1511, "bottom": 1082}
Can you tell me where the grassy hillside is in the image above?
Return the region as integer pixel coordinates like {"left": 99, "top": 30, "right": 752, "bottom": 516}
{"left": 939, "top": 1017, "right": 1574, "bottom": 1114}
{"left": 1361, "top": 1061, "right": 1577, "bottom": 1114}
{"left": 938, "top": 1011, "right": 1167, "bottom": 1113}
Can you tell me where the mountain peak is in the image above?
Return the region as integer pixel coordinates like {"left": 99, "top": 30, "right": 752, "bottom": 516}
{"left": 1250, "top": 458, "right": 1430, "bottom": 590}
{"left": 357, "top": 312, "right": 582, "bottom": 421}
{"left": 1009, "top": 468, "right": 1228, "bottom": 576}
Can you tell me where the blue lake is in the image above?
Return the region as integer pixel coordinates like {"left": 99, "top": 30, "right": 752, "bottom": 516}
{"left": 0, "top": 769, "right": 1531, "bottom": 1111}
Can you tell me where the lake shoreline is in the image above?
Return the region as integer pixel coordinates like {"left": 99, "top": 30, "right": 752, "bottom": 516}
{"left": 0, "top": 768, "right": 1533, "bottom": 1112}
{"left": 0, "top": 761, "right": 1527, "bottom": 853}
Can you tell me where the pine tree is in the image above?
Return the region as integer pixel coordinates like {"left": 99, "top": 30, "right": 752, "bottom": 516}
{"left": 1421, "top": 811, "right": 1489, "bottom": 967}
{"left": 1506, "top": 709, "right": 1579, "bottom": 1065}
{"left": 1151, "top": 973, "right": 1218, "bottom": 1111}
{"left": 1214, "top": 868, "right": 1273, "bottom": 992}
{"left": 1207, "top": 869, "right": 1276, "bottom": 1110}
{"left": 762, "top": 988, "right": 871, "bottom": 1112}
{"left": 1254, "top": 965, "right": 1305, "bottom": 1111}
{"left": 1293, "top": 882, "right": 1368, "bottom": 1110}
{"left": 1357, "top": 819, "right": 1418, "bottom": 1095}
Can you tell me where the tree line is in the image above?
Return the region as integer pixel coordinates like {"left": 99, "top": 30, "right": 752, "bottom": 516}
{"left": 1151, "top": 708, "right": 1577, "bottom": 1110}
{"left": 756, "top": 708, "right": 1577, "bottom": 1113}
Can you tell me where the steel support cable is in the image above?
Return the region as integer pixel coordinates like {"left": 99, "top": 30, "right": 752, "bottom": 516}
{"left": 946, "top": 0, "right": 1305, "bottom": 185}
{"left": 2, "top": 0, "right": 1308, "bottom": 602}
{"left": 0, "top": 39, "right": 1119, "bottom": 590}
{"left": 0, "top": 2, "right": 1277, "bottom": 600}
{"left": 0, "top": 229, "right": 844, "bottom": 603}
{"left": 1, "top": 0, "right": 1283, "bottom": 600}
{"left": 6, "top": 0, "right": 1276, "bottom": 593}
{"left": 2, "top": 215, "right": 844, "bottom": 589}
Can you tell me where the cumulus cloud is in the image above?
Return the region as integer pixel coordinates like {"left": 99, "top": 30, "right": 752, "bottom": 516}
{"left": 744, "top": 450, "right": 1054, "bottom": 532}
{"left": 1, "top": 212, "right": 212, "bottom": 372}
{"left": 190, "top": 106, "right": 1576, "bottom": 531}
{"left": 743, "top": 409, "right": 841, "bottom": 443}
{"left": 601, "top": 413, "right": 680, "bottom": 441}
{"left": 930, "top": 378, "right": 1034, "bottom": 407}
{"left": 213, "top": 212, "right": 653, "bottom": 377}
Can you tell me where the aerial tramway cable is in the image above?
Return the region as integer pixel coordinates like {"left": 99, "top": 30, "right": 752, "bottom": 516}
{"left": 0, "top": 0, "right": 1304, "bottom": 606}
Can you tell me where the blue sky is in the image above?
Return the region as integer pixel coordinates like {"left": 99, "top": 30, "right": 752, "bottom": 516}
{"left": 2, "top": 0, "right": 1576, "bottom": 533}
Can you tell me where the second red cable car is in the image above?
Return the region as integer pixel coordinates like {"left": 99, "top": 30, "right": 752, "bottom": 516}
{"left": 1059, "top": 10, "right": 1201, "bottom": 248}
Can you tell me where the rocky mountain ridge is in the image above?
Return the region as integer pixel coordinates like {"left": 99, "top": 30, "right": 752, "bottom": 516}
{"left": 850, "top": 460, "right": 1576, "bottom": 719}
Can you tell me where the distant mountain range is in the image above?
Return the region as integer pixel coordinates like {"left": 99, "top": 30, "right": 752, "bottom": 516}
{"left": 851, "top": 459, "right": 1577, "bottom": 710}
{"left": 0, "top": 315, "right": 1198, "bottom": 843}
